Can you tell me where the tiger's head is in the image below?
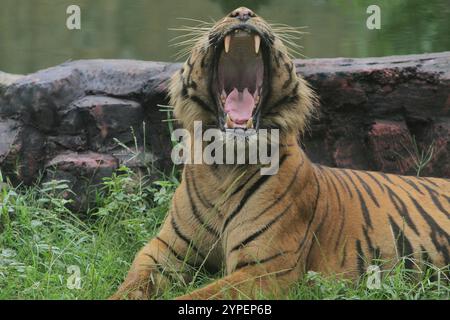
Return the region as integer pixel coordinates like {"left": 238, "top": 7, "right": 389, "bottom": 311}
{"left": 169, "top": 7, "right": 316, "bottom": 139}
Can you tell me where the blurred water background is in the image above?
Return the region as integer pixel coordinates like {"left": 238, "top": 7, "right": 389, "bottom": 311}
{"left": 0, "top": 0, "right": 449, "bottom": 74}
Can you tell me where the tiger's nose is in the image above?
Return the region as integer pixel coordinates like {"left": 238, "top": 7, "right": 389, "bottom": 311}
{"left": 230, "top": 7, "right": 255, "bottom": 22}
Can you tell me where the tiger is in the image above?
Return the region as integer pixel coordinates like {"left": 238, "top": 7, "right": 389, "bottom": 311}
{"left": 110, "top": 7, "right": 450, "bottom": 300}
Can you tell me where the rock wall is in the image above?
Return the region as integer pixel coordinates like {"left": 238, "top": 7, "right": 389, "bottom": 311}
{"left": 300, "top": 53, "right": 450, "bottom": 178}
{"left": 1, "top": 52, "right": 449, "bottom": 210}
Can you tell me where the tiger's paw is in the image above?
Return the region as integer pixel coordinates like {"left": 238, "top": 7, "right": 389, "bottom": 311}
{"left": 108, "top": 289, "right": 146, "bottom": 300}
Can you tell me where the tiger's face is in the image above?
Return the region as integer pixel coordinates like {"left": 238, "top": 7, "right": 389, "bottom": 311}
{"left": 170, "top": 7, "right": 316, "bottom": 138}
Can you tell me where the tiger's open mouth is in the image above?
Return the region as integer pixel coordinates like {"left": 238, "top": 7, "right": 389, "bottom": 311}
{"left": 212, "top": 26, "right": 270, "bottom": 132}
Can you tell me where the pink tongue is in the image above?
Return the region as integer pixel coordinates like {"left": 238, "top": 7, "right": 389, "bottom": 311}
{"left": 224, "top": 88, "right": 255, "bottom": 124}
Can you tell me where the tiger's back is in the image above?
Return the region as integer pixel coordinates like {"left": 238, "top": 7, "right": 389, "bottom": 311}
{"left": 307, "top": 164, "right": 450, "bottom": 276}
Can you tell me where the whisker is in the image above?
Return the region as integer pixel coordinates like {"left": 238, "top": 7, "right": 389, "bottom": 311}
{"left": 171, "top": 38, "right": 204, "bottom": 47}
{"left": 169, "top": 26, "right": 212, "bottom": 31}
{"left": 170, "top": 16, "right": 310, "bottom": 59}
{"left": 169, "top": 33, "right": 204, "bottom": 41}
{"left": 176, "top": 17, "right": 215, "bottom": 26}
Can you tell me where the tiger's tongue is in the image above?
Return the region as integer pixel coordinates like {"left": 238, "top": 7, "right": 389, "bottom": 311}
{"left": 224, "top": 88, "right": 255, "bottom": 124}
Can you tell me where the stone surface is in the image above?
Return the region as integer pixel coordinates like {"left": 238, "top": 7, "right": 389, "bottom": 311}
{"left": 0, "top": 53, "right": 449, "bottom": 211}
{"left": 44, "top": 151, "right": 119, "bottom": 211}
{"left": 299, "top": 52, "right": 450, "bottom": 177}
{"left": 0, "top": 71, "right": 23, "bottom": 96}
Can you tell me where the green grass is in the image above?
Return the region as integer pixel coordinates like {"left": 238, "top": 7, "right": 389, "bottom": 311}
{"left": 0, "top": 167, "right": 448, "bottom": 300}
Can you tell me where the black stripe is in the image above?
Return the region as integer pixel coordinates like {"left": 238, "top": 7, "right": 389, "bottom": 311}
{"left": 170, "top": 215, "right": 206, "bottom": 260}
{"left": 274, "top": 50, "right": 282, "bottom": 68}
{"left": 397, "top": 176, "right": 424, "bottom": 195}
{"left": 379, "top": 173, "right": 395, "bottom": 185}
{"left": 419, "top": 245, "right": 434, "bottom": 265}
{"left": 291, "top": 82, "right": 299, "bottom": 95}
{"left": 341, "top": 170, "right": 373, "bottom": 229}
{"left": 181, "top": 84, "right": 188, "bottom": 98}
{"left": 189, "top": 169, "right": 214, "bottom": 209}
{"left": 185, "top": 56, "right": 194, "bottom": 84}
{"left": 388, "top": 215, "right": 414, "bottom": 270}
{"left": 295, "top": 168, "right": 322, "bottom": 255}
{"left": 235, "top": 251, "right": 288, "bottom": 270}
{"left": 335, "top": 213, "right": 346, "bottom": 251}
{"left": 319, "top": 171, "right": 338, "bottom": 238}
{"left": 408, "top": 196, "right": 450, "bottom": 264}
{"left": 189, "top": 95, "right": 214, "bottom": 113}
{"left": 200, "top": 54, "right": 208, "bottom": 68}
{"left": 186, "top": 168, "right": 216, "bottom": 213}
{"left": 359, "top": 171, "right": 385, "bottom": 193}
{"left": 209, "top": 163, "right": 222, "bottom": 180}
{"left": 144, "top": 254, "right": 176, "bottom": 282}
{"left": 155, "top": 237, "right": 197, "bottom": 269}
{"left": 422, "top": 177, "right": 439, "bottom": 188}
{"left": 305, "top": 201, "right": 328, "bottom": 270}
{"left": 229, "top": 151, "right": 290, "bottom": 199}
{"left": 181, "top": 57, "right": 198, "bottom": 98}
{"left": 251, "top": 156, "right": 302, "bottom": 221}
{"left": 362, "top": 226, "right": 381, "bottom": 261}
{"left": 419, "top": 246, "right": 438, "bottom": 282}
{"left": 277, "top": 170, "right": 321, "bottom": 277}
{"left": 340, "top": 242, "right": 348, "bottom": 268}
{"left": 355, "top": 240, "right": 366, "bottom": 276}
{"left": 379, "top": 173, "right": 415, "bottom": 195}
{"left": 282, "top": 62, "right": 293, "bottom": 89}
{"left": 351, "top": 170, "right": 380, "bottom": 207}
{"left": 156, "top": 237, "right": 182, "bottom": 260}
{"left": 230, "top": 203, "right": 293, "bottom": 253}
{"left": 324, "top": 168, "right": 342, "bottom": 210}
{"left": 383, "top": 183, "right": 420, "bottom": 236}
{"left": 146, "top": 253, "right": 158, "bottom": 265}
{"left": 444, "top": 193, "right": 450, "bottom": 204}
{"left": 221, "top": 172, "right": 273, "bottom": 232}
{"left": 324, "top": 169, "right": 346, "bottom": 251}
{"left": 417, "top": 181, "right": 450, "bottom": 219}
{"left": 229, "top": 168, "right": 261, "bottom": 197}
{"left": 331, "top": 169, "right": 353, "bottom": 199}
{"left": 184, "top": 174, "right": 219, "bottom": 238}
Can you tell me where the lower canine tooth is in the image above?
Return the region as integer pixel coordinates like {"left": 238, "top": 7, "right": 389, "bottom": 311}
{"left": 226, "top": 114, "right": 234, "bottom": 128}
{"left": 246, "top": 118, "right": 254, "bottom": 129}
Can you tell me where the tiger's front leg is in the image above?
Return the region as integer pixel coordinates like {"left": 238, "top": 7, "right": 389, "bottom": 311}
{"left": 109, "top": 238, "right": 176, "bottom": 300}
{"left": 109, "top": 211, "right": 205, "bottom": 300}
{"left": 175, "top": 228, "right": 308, "bottom": 300}
{"left": 176, "top": 202, "right": 314, "bottom": 299}
{"left": 176, "top": 265, "right": 299, "bottom": 300}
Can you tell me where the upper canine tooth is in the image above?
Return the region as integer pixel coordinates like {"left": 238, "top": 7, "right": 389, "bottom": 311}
{"left": 221, "top": 89, "right": 227, "bottom": 104}
{"left": 254, "top": 35, "right": 261, "bottom": 54}
{"left": 246, "top": 118, "right": 254, "bottom": 129}
{"left": 224, "top": 35, "right": 231, "bottom": 53}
